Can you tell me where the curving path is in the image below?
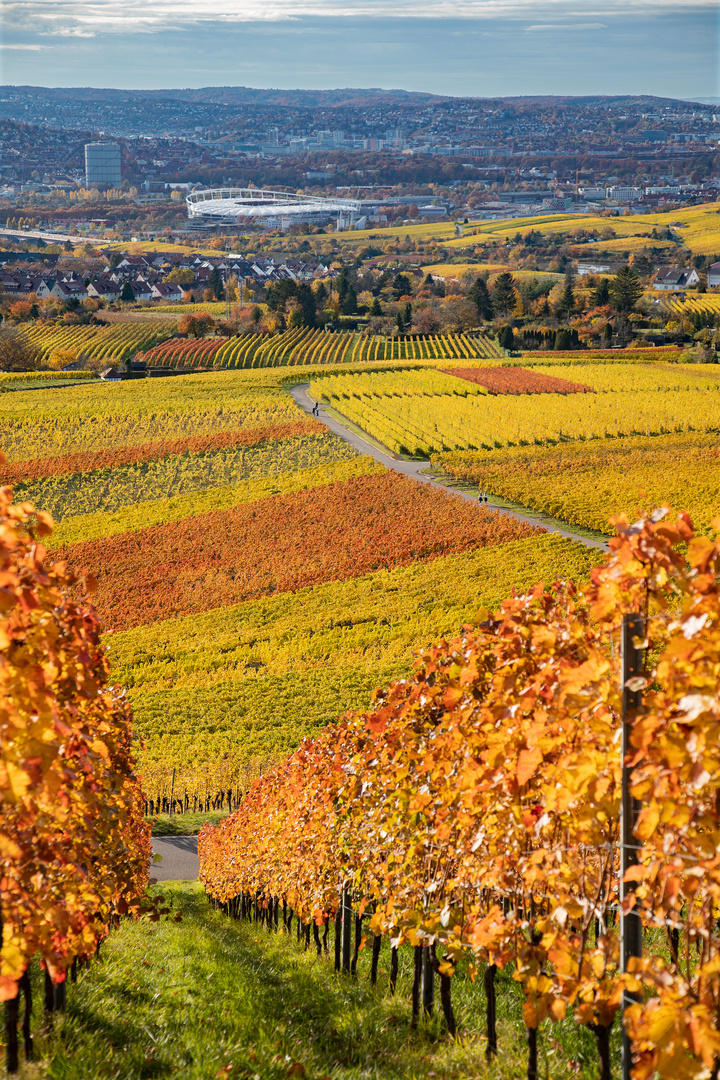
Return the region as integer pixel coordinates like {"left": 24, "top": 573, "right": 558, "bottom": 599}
{"left": 291, "top": 383, "right": 607, "bottom": 552}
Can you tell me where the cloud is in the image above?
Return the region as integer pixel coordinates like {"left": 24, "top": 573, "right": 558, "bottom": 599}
{"left": 525, "top": 21, "right": 607, "bottom": 30}
{"left": 0, "top": 0, "right": 715, "bottom": 36}
{"left": 0, "top": 41, "right": 48, "bottom": 49}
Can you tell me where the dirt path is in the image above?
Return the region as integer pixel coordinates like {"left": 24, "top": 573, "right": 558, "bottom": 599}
{"left": 291, "top": 383, "right": 607, "bottom": 552}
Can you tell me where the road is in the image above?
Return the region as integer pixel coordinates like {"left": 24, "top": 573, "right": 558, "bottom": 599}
{"left": 151, "top": 836, "right": 199, "bottom": 882}
{"left": 290, "top": 382, "right": 607, "bottom": 552}
{"left": 0, "top": 227, "right": 78, "bottom": 246}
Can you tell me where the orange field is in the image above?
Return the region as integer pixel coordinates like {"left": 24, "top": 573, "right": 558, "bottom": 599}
{"left": 442, "top": 367, "right": 593, "bottom": 395}
{"left": 59, "top": 472, "right": 541, "bottom": 631}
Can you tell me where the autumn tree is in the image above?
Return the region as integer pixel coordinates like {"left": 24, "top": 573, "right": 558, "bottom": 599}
{"left": 166, "top": 268, "right": 195, "bottom": 286}
{"left": 0, "top": 330, "right": 40, "bottom": 372}
{"left": 177, "top": 313, "right": 216, "bottom": 338}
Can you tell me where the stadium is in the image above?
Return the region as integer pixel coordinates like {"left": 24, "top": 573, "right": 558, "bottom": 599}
{"left": 186, "top": 188, "right": 363, "bottom": 230}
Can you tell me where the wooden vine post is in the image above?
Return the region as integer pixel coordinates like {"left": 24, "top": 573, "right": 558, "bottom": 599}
{"left": 422, "top": 945, "right": 435, "bottom": 1017}
{"left": 341, "top": 883, "right": 352, "bottom": 974}
{"left": 620, "top": 611, "right": 645, "bottom": 1080}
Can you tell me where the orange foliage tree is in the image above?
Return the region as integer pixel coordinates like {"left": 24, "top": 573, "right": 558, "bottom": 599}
{"left": 0, "top": 485, "right": 151, "bottom": 1071}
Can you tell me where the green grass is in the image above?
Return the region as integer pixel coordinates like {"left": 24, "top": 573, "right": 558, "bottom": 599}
{"left": 20, "top": 882, "right": 619, "bottom": 1080}
{"left": 148, "top": 812, "right": 228, "bottom": 836}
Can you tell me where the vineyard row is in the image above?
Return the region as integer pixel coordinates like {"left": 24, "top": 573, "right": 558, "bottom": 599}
{"left": 135, "top": 329, "right": 504, "bottom": 369}
{"left": 199, "top": 511, "right": 720, "bottom": 1080}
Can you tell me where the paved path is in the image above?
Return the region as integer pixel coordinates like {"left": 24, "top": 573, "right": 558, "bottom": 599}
{"left": 291, "top": 383, "right": 607, "bottom": 552}
{"left": 151, "top": 836, "right": 199, "bottom": 881}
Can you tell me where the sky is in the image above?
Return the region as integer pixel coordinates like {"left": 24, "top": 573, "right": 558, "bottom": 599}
{"left": 1, "top": 0, "right": 717, "bottom": 99}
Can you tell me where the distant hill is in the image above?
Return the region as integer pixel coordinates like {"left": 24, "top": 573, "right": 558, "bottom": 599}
{"left": 0, "top": 86, "right": 709, "bottom": 111}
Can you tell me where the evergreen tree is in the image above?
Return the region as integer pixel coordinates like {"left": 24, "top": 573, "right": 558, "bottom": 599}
{"left": 492, "top": 272, "right": 517, "bottom": 316}
{"left": 297, "top": 284, "right": 317, "bottom": 328}
{"left": 593, "top": 278, "right": 610, "bottom": 306}
{"left": 467, "top": 276, "right": 493, "bottom": 320}
{"left": 498, "top": 324, "right": 514, "bottom": 350}
{"left": 340, "top": 284, "right": 357, "bottom": 316}
{"left": 554, "top": 328, "right": 573, "bottom": 350}
{"left": 370, "top": 297, "right": 383, "bottom": 318}
{"left": 558, "top": 270, "right": 575, "bottom": 319}
{"left": 392, "top": 273, "right": 412, "bottom": 300}
{"left": 396, "top": 310, "right": 405, "bottom": 333}
{"left": 404, "top": 301, "right": 412, "bottom": 327}
{"left": 208, "top": 267, "right": 224, "bottom": 301}
{"left": 609, "top": 265, "right": 643, "bottom": 313}
{"left": 337, "top": 268, "right": 349, "bottom": 308}
{"left": 604, "top": 321, "right": 613, "bottom": 343}
{"left": 120, "top": 281, "right": 135, "bottom": 302}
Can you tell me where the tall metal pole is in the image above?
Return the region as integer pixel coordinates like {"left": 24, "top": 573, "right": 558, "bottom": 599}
{"left": 620, "top": 611, "right": 644, "bottom": 1080}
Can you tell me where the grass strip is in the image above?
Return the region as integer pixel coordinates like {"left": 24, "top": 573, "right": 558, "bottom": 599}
{"left": 33, "top": 881, "right": 614, "bottom": 1080}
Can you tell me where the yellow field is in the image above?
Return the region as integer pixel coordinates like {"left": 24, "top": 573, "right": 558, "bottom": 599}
{"left": 424, "top": 262, "right": 562, "bottom": 282}
{"left": 437, "top": 203, "right": 720, "bottom": 257}
{"left": 579, "top": 237, "right": 677, "bottom": 255}
{"left": 437, "top": 431, "right": 720, "bottom": 536}
{"left": 312, "top": 362, "right": 720, "bottom": 454}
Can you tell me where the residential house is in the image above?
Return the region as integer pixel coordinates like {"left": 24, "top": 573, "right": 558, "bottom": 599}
{"left": 49, "top": 279, "right": 89, "bottom": 301}
{"left": 652, "top": 266, "right": 700, "bottom": 290}
{"left": 708, "top": 262, "right": 720, "bottom": 288}
{"left": 87, "top": 277, "right": 122, "bottom": 301}
{"left": 150, "top": 282, "right": 184, "bottom": 303}
{"left": 130, "top": 281, "right": 154, "bottom": 303}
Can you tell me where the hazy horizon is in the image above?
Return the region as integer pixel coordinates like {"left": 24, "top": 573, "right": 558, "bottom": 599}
{"left": 1, "top": 4, "right": 716, "bottom": 101}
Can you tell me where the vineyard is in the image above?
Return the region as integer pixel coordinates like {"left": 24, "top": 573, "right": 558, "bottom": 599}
{"left": 55, "top": 471, "right": 542, "bottom": 631}
{"left": 199, "top": 511, "right": 720, "bottom": 1079}
{"left": 436, "top": 430, "right": 720, "bottom": 537}
{"left": 443, "top": 366, "right": 593, "bottom": 394}
{"left": 661, "top": 293, "right": 720, "bottom": 317}
{"left": 0, "top": 369, "right": 305, "bottom": 461}
{"left": 112, "top": 532, "right": 597, "bottom": 788}
{"left": 312, "top": 363, "right": 720, "bottom": 455}
{"left": 136, "top": 328, "right": 504, "bottom": 369}
{"left": 4, "top": 339, "right": 720, "bottom": 1076}
{"left": 49, "top": 456, "right": 380, "bottom": 547}
{"left": 21, "top": 319, "right": 176, "bottom": 364}
{"left": 14, "top": 429, "right": 358, "bottom": 523}
{"left": 0, "top": 370, "right": 97, "bottom": 386}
